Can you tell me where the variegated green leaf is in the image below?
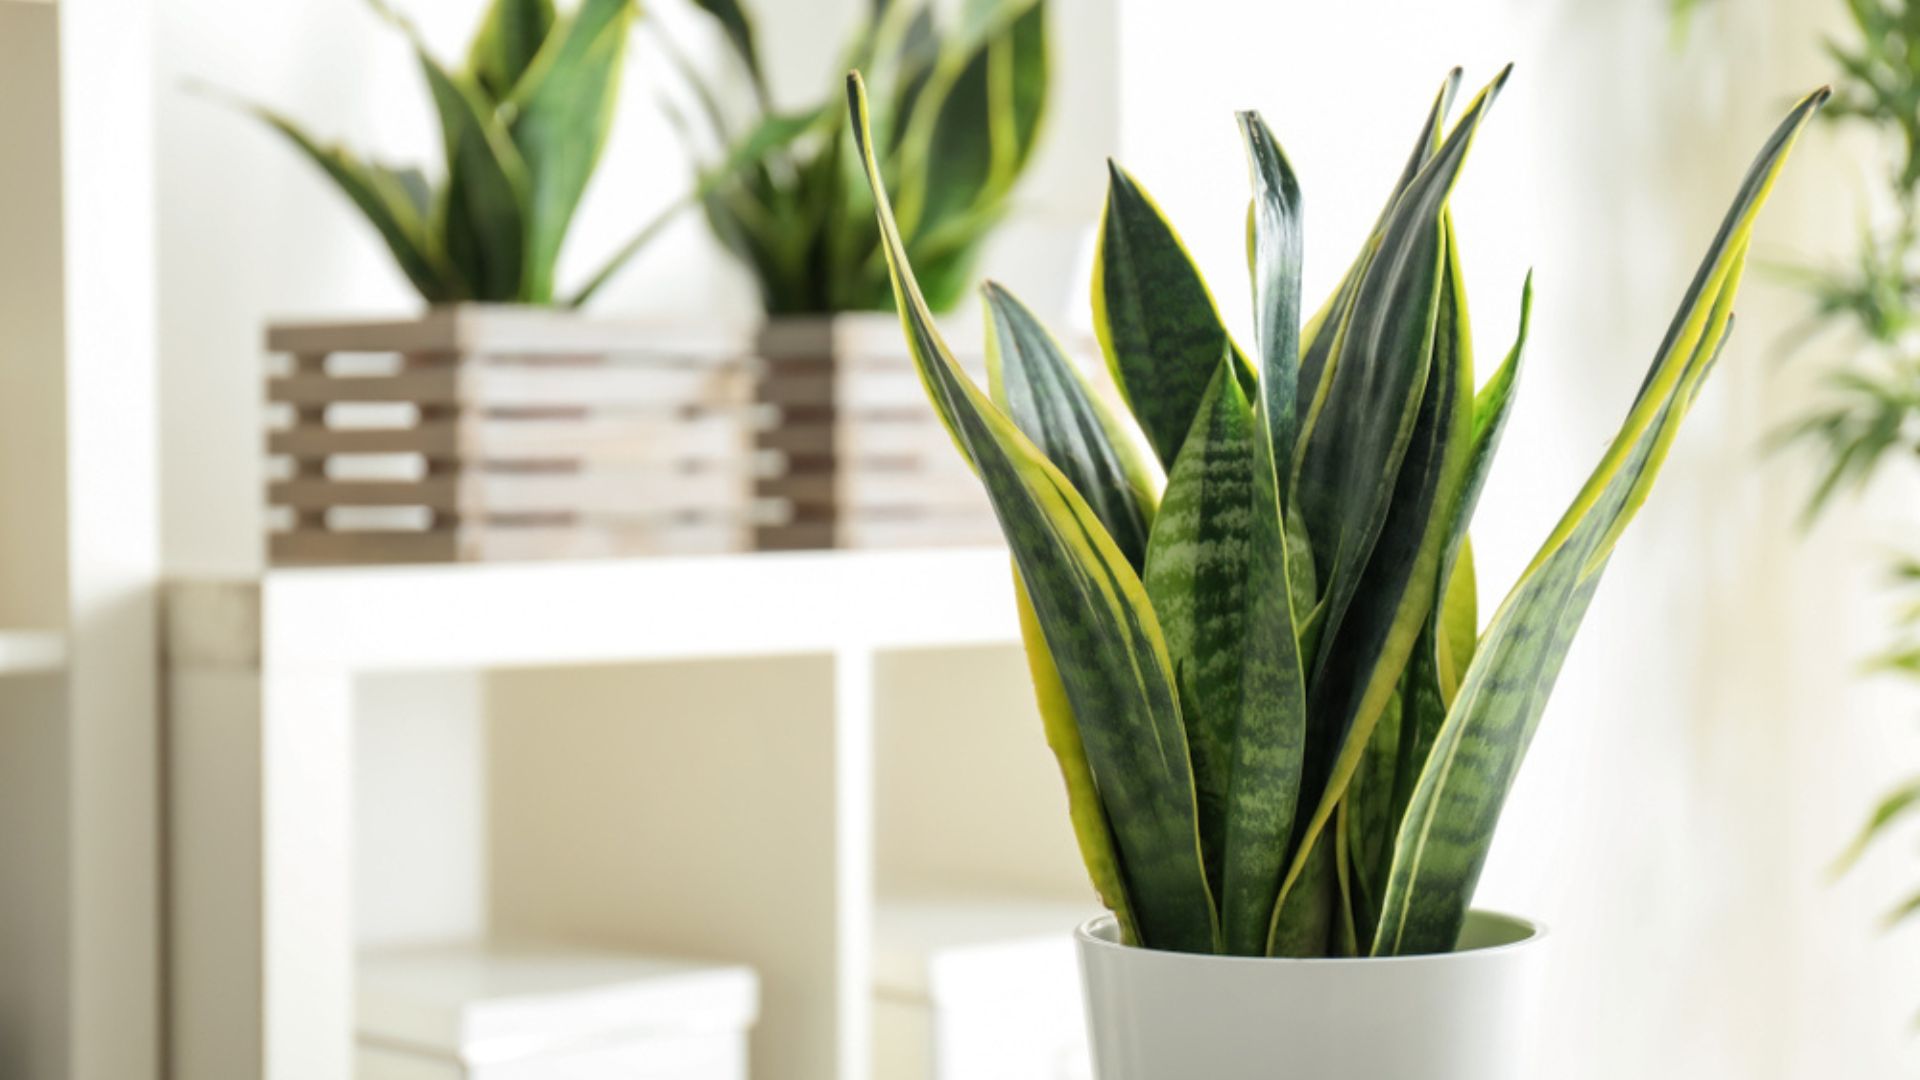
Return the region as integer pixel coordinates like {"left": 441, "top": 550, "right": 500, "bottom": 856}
{"left": 1294, "top": 69, "right": 1462, "bottom": 471}
{"left": 1094, "top": 162, "right": 1249, "bottom": 469}
{"left": 1373, "top": 88, "right": 1828, "bottom": 956}
{"left": 506, "top": 0, "right": 635, "bottom": 303}
{"left": 984, "top": 281, "right": 1159, "bottom": 569}
{"left": 1382, "top": 276, "right": 1530, "bottom": 876}
{"left": 466, "top": 0, "right": 556, "bottom": 101}
{"left": 1295, "top": 69, "right": 1507, "bottom": 682}
{"left": 409, "top": 28, "right": 531, "bottom": 301}
{"left": 1241, "top": 110, "right": 1306, "bottom": 475}
{"left": 850, "top": 73, "right": 1217, "bottom": 952}
{"left": 1267, "top": 827, "right": 1335, "bottom": 957}
{"left": 1278, "top": 204, "right": 1483, "bottom": 937}
{"left": 1142, "top": 359, "right": 1255, "bottom": 915}
{"left": 1014, "top": 576, "right": 1139, "bottom": 945}
{"left": 1222, "top": 110, "right": 1311, "bottom": 958}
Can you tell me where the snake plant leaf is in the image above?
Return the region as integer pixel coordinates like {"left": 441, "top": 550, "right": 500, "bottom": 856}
{"left": 416, "top": 40, "right": 532, "bottom": 301}
{"left": 1345, "top": 687, "right": 1403, "bottom": 945}
{"left": 689, "top": 0, "right": 769, "bottom": 102}
{"left": 1372, "top": 87, "right": 1829, "bottom": 957}
{"left": 1267, "top": 827, "right": 1335, "bottom": 957}
{"left": 1294, "top": 69, "right": 1462, "bottom": 470}
{"left": 1142, "top": 359, "right": 1257, "bottom": 911}
{"left": 1240, "top": 110, "right": 1306, "bottom": 473}
{"left": 1095, "top": 162, "right": 1249, "bottom": 469}
{"left": 851, "top": 72, "right": 1217, "bottom": 953}
{"left": 467, "top": 0, "right": 556, "bottom": 102}
{"left": 1296, "top": 68, "right": 1507, "bottom": 679}
{"left": 1217, "top": 110, "right": 1312, "bottom": 957}
{"left": 504, "top": 0, "right": 635, "bottom": 303}
{"left": 242, "top": 105, "right": 451, "bottom": 300}
{"left": 1014, "top": 576, "right": 1140, "bottom": 945}
{"left": 984, "top": 282, "right": 1159, "bottom": 570}
{"left": 1284, "top": 216, "right": 1477, "bottom": 942}
{"left": 894, "top": 0, "right": 1046, "bottom": 306}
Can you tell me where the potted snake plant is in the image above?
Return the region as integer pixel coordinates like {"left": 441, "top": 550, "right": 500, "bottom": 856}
{"left": 227, "top": 0, "right": 765, "bottom": 566}
{"left": 850, "top": 64, "right": 1824, "bottom": 1080}
{"left": 659, "top": 0, "right": 1049, "bottom": 550}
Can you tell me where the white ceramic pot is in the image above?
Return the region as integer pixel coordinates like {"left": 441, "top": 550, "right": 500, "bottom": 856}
{"left": 1075, "top": 910, "right": 1546, "bottom": 1080}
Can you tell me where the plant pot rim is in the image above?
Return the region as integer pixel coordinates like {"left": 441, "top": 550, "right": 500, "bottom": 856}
{"left": 1074, "top": 909, "right": 1547, "bottom": 966}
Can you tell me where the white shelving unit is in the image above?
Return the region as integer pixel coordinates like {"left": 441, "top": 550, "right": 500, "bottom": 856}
{"left": 0, "top": 2, "right": 162, "bottom": 1079}
{"left": 166, "top": 548, "right": 1093, "bottom": 1080}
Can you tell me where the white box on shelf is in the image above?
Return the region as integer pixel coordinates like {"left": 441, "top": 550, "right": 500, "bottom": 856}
{"left": 873, "top": 897, "right": 1099, "bottom": 1080}
{"left": 355, "top": 942, "right": 758, "bottom": 1080}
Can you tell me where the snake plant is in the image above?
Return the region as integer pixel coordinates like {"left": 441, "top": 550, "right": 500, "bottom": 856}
{"left": 655, "top": 0, "right": 1048, "bottom": 314}
{"left": 235, "top": 0, "right": 640, "bottom": 306}
{"left": 851, "top": 68, "right": 1825, "bottom": 957}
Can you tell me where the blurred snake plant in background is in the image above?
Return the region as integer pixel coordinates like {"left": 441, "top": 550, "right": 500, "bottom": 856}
{"left": 234, "top": 0, "right": 642, "bottom": 306}
{"left": 659, "top": 0, "right": 1048, "bottom": 314}
{"left": 852, "top": 67, "right": 1825, "bottom": 957}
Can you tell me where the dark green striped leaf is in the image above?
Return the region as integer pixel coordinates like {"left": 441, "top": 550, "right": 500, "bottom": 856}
{"left": 850, "top": 73, "right": 1217, "bottom": 953}
{"left": 1296, "top": 69, "right": 1507, "bottom": 681}
{"left": 1239, "top": 110, "right": 1306, "bottom": 474}
{"left": 1142, "top": 359, "right": 1255, "bottom": 913}
{"left": 1293, "top": 69, "right": 1462, "bottom": 471}
{"left": 1095, "top": 162, "right": 1247, "bottom": 469}
{"left": 1222, "top": 110, "right": 1311, "bottom": 957}
{"left": 1381, "top": 275, "right": 1532, "bottom": 867}
{"left": 506, "top": 0, "right": 635, "bottom": 303}
{"left": 984, "top": 281, "right": 1159, "bottom": 570}
{"left": 1014, "top": 577, "right": 1140, "bottom": 944}
{"left": 1279, "top": 207, "right": 1482, "bottom": 933}
{"left": 1372, "top": 88, "right": 1828, "bottom": 956}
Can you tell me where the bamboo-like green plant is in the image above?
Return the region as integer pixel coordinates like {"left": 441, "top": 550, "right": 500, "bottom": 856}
{"left": 656, "top": 0, "right": 1048, "bottom": 315}
{"left": 1776, "top": 0, "right": 1920, "bottom": 959}
{"left": 851, "top": 67, "right": 1825, "bottom": 957}
{"left": 235, "top": 0, "right": 643, "bottom": 306}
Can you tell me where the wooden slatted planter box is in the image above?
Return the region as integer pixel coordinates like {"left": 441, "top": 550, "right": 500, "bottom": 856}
{"left": 265, "top": 306, "right": 756, "bottom": 565}
{"left": 753, "top": 315, "right": 1000, "bottom": 551}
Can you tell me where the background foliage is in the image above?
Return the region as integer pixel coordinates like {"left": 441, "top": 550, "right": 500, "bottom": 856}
{"left": 661, "top": 0, "right": 1049, "bottom": 315}
{"left": 239, "top": 0, "right": 643, "bottom": 306}
{"left": 1779, "top": 0, "right": 1920, "bottom": 939}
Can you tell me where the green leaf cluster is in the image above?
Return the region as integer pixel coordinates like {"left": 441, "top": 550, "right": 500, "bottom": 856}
{"left": 851, "top": 67, "right": 1823, "bottom": 956}
{"left": 665, "top": 0, "right": 1049, "bottom": 315}
{"left": 236, "top": 0, "right": 640, "bottom": 306}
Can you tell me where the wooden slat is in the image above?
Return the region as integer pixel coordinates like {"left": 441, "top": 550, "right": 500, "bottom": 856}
{"left": 757, "top": 470, "right": 991, "bottom": 512}
{"left": 269, "top": 478, "right": 459, "bottom": 511}
{"left": 270, "top": 530, "right": 459, "bottom": 566}
{"left": 755, "top": 515, "right": 1005, "bottom": 552}
{"left": 269, "top": 414, "right": 755, "bottom": 466}
{"left": 268, "top": 369, "right": 460, "bottom": 406}
{"left": 269, "top": 423, "right": 459, "bottom": 458}
{"left": 468, "top": 365, "right": 748, "bottom": 409}
{"left": 267, "top": 306, "right": 753, "bottom": 357}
